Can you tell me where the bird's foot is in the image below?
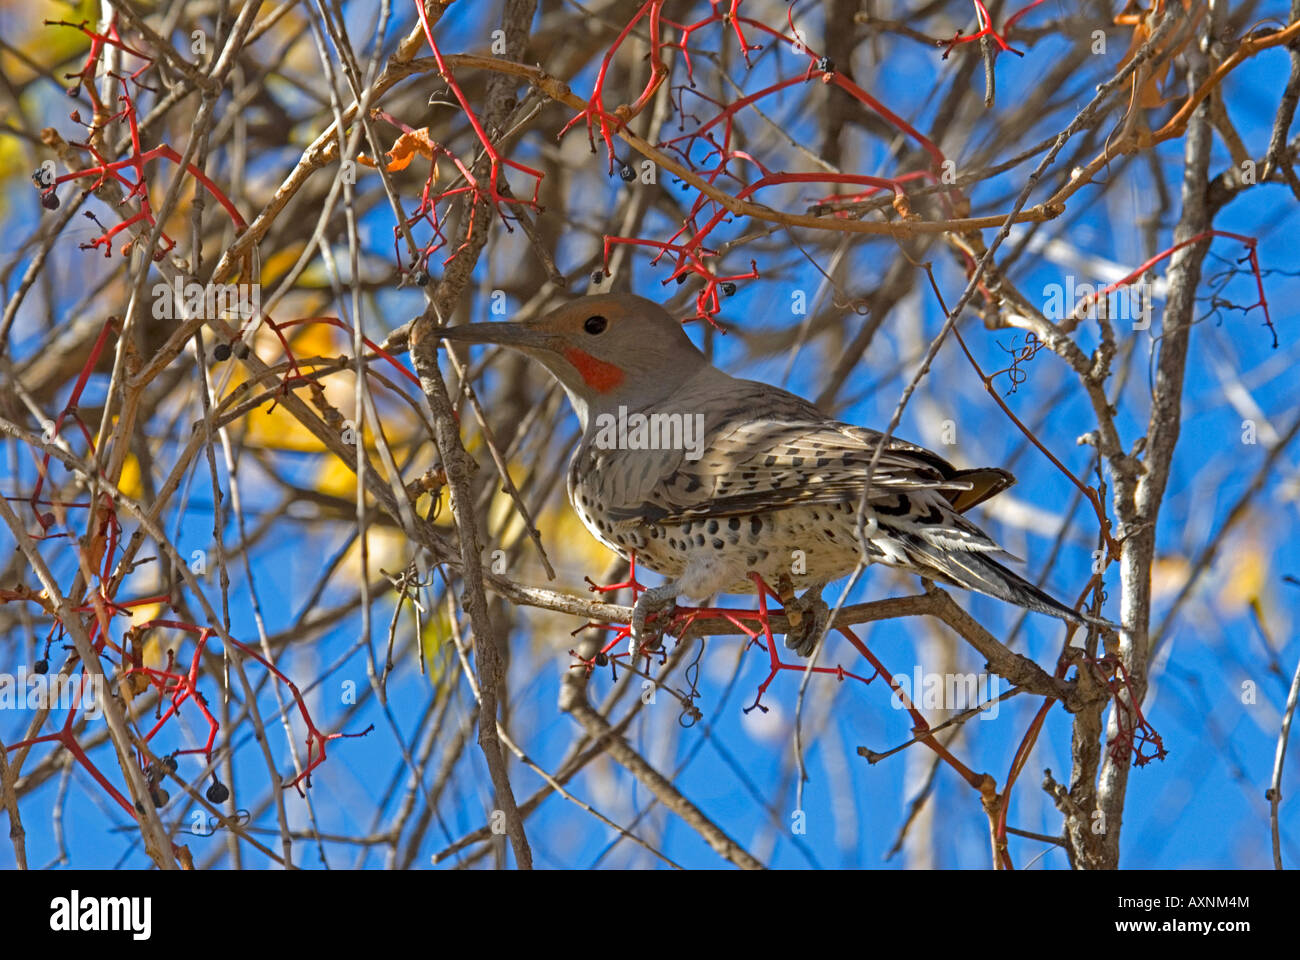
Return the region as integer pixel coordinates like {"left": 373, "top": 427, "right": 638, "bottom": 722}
{"left": 585, "top": 553, "right": 646, "bottom": 600}
{"left": 780, "top": 582, "right": 831, "bottom": 657}
{"left": 628, "top": 583, "right": 679, "bottom": 659}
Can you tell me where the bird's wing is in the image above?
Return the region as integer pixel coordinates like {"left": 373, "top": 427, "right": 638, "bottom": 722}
{"left": 599, "top": 379, "right": 1014, "bottom": 554}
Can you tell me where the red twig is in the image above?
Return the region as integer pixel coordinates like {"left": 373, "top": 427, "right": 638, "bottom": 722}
{"left": 1073, "top": 229, "right": 1274, "bottom": 348}
{"left": 940, "top": 0, "right": 1027, "bottom": 58}
{"left": 412, "top": 1, "right": 543, "bottom": 210}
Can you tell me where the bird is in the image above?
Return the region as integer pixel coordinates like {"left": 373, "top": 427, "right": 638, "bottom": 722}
{"left": 435, "top": 292, "right": 1108, "bottom": 656}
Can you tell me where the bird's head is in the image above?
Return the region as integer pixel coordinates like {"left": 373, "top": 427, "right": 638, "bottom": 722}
{"left": 436, "top": 293, "right": 710, "bottom": 429}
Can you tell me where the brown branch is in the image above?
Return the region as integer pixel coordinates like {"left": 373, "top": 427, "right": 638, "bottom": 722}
{"left": 1270, "top": 649, "right": 1300, "bottom": 870}
{"left": 0, "top": 736, "right": 26, "bottom": 870}
{"left": 1091, "top": 11, "right": 1219, "bottom": 870}
{"left": 399, "top": 0, "right": 540, "bottom": 870}
{"left": 488, "top": 574, "right": 1089, "bottom": 709}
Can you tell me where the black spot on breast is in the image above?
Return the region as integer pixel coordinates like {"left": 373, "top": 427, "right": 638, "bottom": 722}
{"left": 824, "top": 528, "right": 836, "bottom": 540}
{"left": 684, "top": 477, "right": 701, "bottom": 493}
{"left": 750, "top": 516, "right": 762, "bottom": 535}
{"left": 712, "top": 538, "right": 724, "bottom": 549}
{"left": 682, "top": 521, "right": 693, "bottom": 534}
{"left": 791, "top": 456, "right": 804, "bottom": 467}
{"left": 706, "top": 520, "right": 718, "bottom": 534}
{"left": 764, "top": 456, "right": 777, "bottom": 467}
{"left": 694, "top": 534, "right": 705, "bottom": 547}
{"left": 729, "top": 517, "right": 740, "bottom": 531}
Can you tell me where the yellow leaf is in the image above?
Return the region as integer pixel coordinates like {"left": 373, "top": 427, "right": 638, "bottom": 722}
{"left": 1217, "top": 539, "right": 1267, "bottom": 612}
{"left": 1150, "top": 554, "right": 1189, "bottom": 601}
{"left": 240, "top": 401, "right": 331, "bottom": 452}
{"left": 338, "top": 526, "right": 406, "bottom": 581}
{"left": 316, "top": 456, "right": 360, "bottom": 500}
{"left": 129, "top": 602, "right": 164, "bottom": 627}
{"left": 118, "top": 453, "right": 144, "bottom": 499}
{"left": 258, "top": 243, "right": 309, "bottom": 286}
{"left": 419, "top": 604, "right": 453, "bottom": 686}
{"left": 141, "top": 634, "right": 170, "bottom": 672}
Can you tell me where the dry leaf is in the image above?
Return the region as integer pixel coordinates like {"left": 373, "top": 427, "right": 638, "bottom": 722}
{"left": 358, "top": 127, "right": 437, "bottom": 172}
{"left": 1114, "top": 1, "right": 1204, "bottom": 110}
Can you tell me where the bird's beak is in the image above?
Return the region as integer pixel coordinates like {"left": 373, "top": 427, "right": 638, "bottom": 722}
{"left": 433, "top": 322, "right": 555, "bottom": 352}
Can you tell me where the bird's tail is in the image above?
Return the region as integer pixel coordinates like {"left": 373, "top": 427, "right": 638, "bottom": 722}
{"left": 894, "top": 533, "right": 1116, "bottom": 631}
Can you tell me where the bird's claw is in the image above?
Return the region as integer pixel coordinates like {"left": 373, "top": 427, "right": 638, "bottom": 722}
{"left": 628, "top": 584, "right": 679, "bottom": 659}
{"left": 783, "top": 588, "right": 831, "bottom": 657}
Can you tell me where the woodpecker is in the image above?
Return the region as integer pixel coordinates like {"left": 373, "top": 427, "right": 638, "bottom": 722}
{"left": 436, "top": 293, "right": 1107, "bottom": 654}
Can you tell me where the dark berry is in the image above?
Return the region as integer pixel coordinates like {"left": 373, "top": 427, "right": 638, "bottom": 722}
{"left": 414, "top": 270, "right": 431, "bottom": 286}
{"left": 721, "top": 282, "right": 737, "bottom": 296}
{"left": 594, "top": 652, "right": 609, "bottom": 667}
{"left": 33, "top": 659, "right": 48, "bottom": 675}
{"left": 619, "top": 162, "right": 635, "bottom": 182}
{"left": 40, "top": 513, "right": 56, "bottom": 529}
{"left": 151, "top": 787, "right": 169, "bottom": 808}
{"left": 590, "top": 270, "right": 604, "bottom": 285}
{"left": 67, "top": 84, "right": 81, "bottom": 99}
{"left": 816, "top": 56, "right": 834, "bottom": 73}
{"left": 233, "top": 342, "right": 249, "bottom": 359}
{"left": 206, "top": 780, "right": 230, "bottom": 803}
{"left": 163, "top": 755, "right": 178, "bottom": 773}
{"left": 675, "top": 273, "right": 687, "bottom": 284}
{"left": 213, "top": 343, "right": 232, "bottom": 362}
{"left": 41, "top": 192, "right": 59, "bottom": 210}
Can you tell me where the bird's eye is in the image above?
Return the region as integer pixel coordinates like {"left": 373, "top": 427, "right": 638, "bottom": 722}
{"left": 584, "top": 315, "right": 608, "bottom": 335}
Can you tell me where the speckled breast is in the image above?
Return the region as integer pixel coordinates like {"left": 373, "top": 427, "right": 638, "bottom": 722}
{"left": 566, "top": 445, "right": 868, "bottom": 594}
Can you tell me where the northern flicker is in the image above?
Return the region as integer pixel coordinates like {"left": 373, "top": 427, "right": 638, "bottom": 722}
{"left": 436, "top": 293, "right": 1106, "bottom": 654}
